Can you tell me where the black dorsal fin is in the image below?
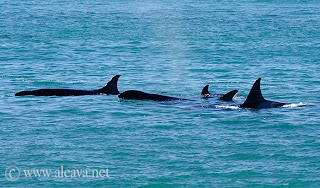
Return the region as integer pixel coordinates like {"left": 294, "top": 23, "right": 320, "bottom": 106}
{"left": 240, "top": 78, "right": 266, "bottom": 108}
{"left": 201, "top": 85, "right": 210, "bottom": 95}
{"left": 99, "top": 75, "right": 121, "bottom": 95}
{"left": 219, "top": 90, "right": 238, "bottom": 101}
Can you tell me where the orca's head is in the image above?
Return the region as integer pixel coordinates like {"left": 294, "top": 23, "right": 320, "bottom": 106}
{"left": 15, "top": 91, "right": 32, "bottom": 96}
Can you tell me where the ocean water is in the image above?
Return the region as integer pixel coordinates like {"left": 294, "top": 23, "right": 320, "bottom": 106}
{"left": 1, "top": 0, "right": 320, "bottom": 187}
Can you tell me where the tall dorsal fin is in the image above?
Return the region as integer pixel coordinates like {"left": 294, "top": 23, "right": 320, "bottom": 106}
{"left": 99, "top": 75, "right": 121, "bottom": 94}
{"left": 201, "top": 85, "right": 210, "bottom": 95}
{"left": 220, "top": 90, "right": 238, "bottom": 101}
{"left": 240, "top": 78, "right": 265, "bottom": 107}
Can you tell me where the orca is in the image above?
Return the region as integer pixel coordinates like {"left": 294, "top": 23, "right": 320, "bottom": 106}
{"left": 201, "top": 85, "right": 238, "bottom": 101}
{"left": 118, "top": 90, "right": 185, "bottom": 101}
{"left": 15, "top": 75, "right": 121, "bottom": 96}
{"left": 239, "top": 78, "right": 286, "bottom": 109}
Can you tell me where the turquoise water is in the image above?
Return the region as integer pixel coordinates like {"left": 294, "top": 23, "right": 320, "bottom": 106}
{"left": 1, "top": 0, "right": 320, "bottom": 187}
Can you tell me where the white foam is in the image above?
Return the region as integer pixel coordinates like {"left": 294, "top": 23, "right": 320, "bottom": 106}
{"left": 214, "top": 105, "right": 240, "bottom": 109}
{"left": 283, "top": 102, "right": 311, "bottom": 108}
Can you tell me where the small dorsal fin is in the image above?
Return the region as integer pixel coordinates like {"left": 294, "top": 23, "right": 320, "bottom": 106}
{"left": 99, "top": 75, "right": 121, "bottom": 94}
{"left": 219, "top": 90, "right": 238, "bottom": 101}
{"left": 201, "top": 85, "right": 210, "bottom": 95}
{"left": 240, "top": 78, "right": 265, "bottom": 107}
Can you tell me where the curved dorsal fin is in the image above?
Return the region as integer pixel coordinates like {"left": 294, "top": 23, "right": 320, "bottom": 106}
{"left": 99, "top": 75, "right": 121, "bottom": 94}
{"left": 240, "top": 78, "right": 265, "bottom": 107}
{"left": 220, "top": 90, "right": 238, "bottom": 101}
{"left": 201, "top": 85, "right": 210, "bottom": 95}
